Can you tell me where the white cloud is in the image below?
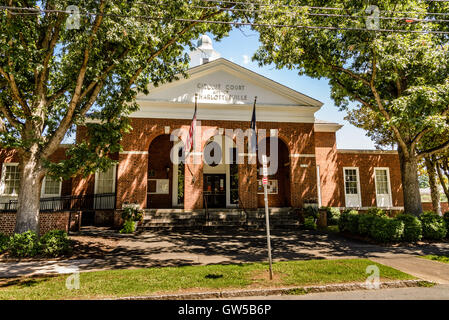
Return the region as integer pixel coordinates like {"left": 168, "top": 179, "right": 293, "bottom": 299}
{"left": 242, "top": 55, "right": 250, "bottom": 65}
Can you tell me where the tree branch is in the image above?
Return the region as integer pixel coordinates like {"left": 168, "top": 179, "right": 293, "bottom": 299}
{"left": 418, "top": 139, "right": 449, "bottom": 159}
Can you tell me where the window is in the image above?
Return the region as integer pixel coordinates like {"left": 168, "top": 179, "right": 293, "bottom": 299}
{"left": 343, "top": 167, "right": 361, "bottom": 208}
{"left": 375, "top": 168, "right": 392, "bottom": 207}
{"left": 375, "top": 169, "right": 389, "bottom": 195}
{"left": 344, "top": 169, "right": 359, "bottom": 194}
{"left": 42, "top": 176, "right": 61, "bottom": 197}
{"left": 95, "top": 165, "right": 116, "bottom": 194}
{"left": 1, "top": 163, "right": 20, "bottom": 195}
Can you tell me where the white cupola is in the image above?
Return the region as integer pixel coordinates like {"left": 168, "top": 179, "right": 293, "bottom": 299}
{"left": 189, "top": 35, "right": 221, "bottom": 67}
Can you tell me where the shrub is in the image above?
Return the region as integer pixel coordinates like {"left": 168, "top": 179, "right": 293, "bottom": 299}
{"left": 8, "top": 231, "right": 41, "bottom": 257}
{"left": 358, "top": 214, "right": 377, "bottom": 236}
{"left": 324, "top": 207, "right": 340, "bottom": 225}
{"left": 338, "top": 210, "right": 359, "bottom": 234}
{"left": 121, "top": 207, "right": 143, "bottom": 222}
{"left": 444, "top": 212, "right": 449, "bottom": 236}
{"left": 395, "top": 214, "right": 423, "bottom": 242}
{"left": 0, "top": 233, "right": 9, "bottom": 254}
{"left": 39, "top": 230, "right": 72, "bottom": 257}
{"left": 119, "top": 219, "right": 136, "bottom": 234}
{"left": 303, "top": 217, "right": 317, "bottom": 230}
{"left": 419, "top": 212, "right": 447, "bottom": 240}
{"left": 303, "top": 206, "right": 319, "bottom": 220}
{"left": 369, "top": 216, "right": 404, "bottom": 243}
{"left": 366, "top": 207, "right": 387, "bottom": 217}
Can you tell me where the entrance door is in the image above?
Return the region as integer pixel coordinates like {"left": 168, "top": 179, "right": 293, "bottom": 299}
{"left": 203, "top": 174, "right": 226, "bottom": 208}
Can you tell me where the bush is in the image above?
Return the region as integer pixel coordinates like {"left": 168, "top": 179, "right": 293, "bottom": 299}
{"left": 8, "top": 231, "right": 41, "bottom": 257}
{"left": 396, "top": 214, "right": 423, "bottom": 242}
{"left": 303, "top": 206, "right": 319, "bottom": 220}
{"left": 444, "top": 211, "right": 449, "bottom": 236}
{"left": 119, "top": 219, "right": 136, "bottom": 234}
{"left": 0, "top": 233, "right": 9, "bottom": 254}
{"left": 419, "top": 211, "right": 447, "bottom": 240}
{"left": 303, "top": 217, "right": 317, "bottom": 230}
{"left": 121, "top": 207, "right": 143, "bottom": 222}
{"left": 338, "top": 210, "right": 359, "bottom": 234}
{"left": 324, "top": 207, "right": 340, "bottom": 225}
{"left": 366, "top": 207, "right": 387, "bottom": 217}
{"left": 39, "top": 230, "right": 72, "bottom": 257}
{"left": 369, "top": 216, "right": 404, "bottom": 243}
{"left": 358, "top": 214, "right": 377, "bottom": 236}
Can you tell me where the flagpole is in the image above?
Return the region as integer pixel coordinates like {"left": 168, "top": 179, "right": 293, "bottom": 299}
{"left": 186, "top": 94, "right": 198, "bottom": 184}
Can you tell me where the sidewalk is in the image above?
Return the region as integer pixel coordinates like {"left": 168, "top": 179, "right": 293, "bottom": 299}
{"left": 0, "top": 229, "right": 448, "bottom": 279}
{"left": 371, "top": 256, "right": 449, "bottom": 284}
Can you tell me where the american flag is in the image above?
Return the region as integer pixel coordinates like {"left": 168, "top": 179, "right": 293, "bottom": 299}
{"left": 185, "top": 94, "right": 198, "bottom": 154}
{"left": 250, "top": 96, "right": 257, "bottom": 153}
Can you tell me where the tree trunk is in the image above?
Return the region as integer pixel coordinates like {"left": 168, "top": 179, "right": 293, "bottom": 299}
{"left": 425, "top": 157, "right": 442, "bottom": 215}
{"left": 436, "top": 159, "right": 449, "bottom": 202}
{"left": 14, "top": 153, "right": 45, "bottom": 234}
{"left": 398, "top": 146, "right": 423, "bottom": 216}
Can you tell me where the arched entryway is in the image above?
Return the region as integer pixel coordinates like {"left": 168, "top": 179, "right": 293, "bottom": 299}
{"left": 147, "top": 134, "right": 174, "bottom": 208}
{"left": 257, "top": 137, "right": 291, "bottom": 208}
{"left": 202, "top": 134, "right": 238, "bottom": 209}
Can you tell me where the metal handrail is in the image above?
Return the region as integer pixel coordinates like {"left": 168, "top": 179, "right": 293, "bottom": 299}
{"left": 0, "top": 193, "right": 116, "bottom": 213}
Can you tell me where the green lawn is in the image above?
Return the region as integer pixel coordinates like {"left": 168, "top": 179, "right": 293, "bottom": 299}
{"left": 421, "top": 255, "right": 449, "bottom": 264}
{"left": 0, "top": 259, "right": 414, "bottom": 300}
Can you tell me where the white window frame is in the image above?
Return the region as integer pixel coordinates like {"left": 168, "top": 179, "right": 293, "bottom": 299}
{"left": 41, "top": 176, "right": 62, "bottom": 198}
{"left": 316, "top": 165, "right": 322, "bottom": 207}
{"left": 374, "top": 167, "right": 393, "bottom": 208}
{"left": 0, "top": 163, "right": 20, "bottom": 196}
{"left": 343, "top": 167, "right": 362, "bottom": 208}
{"left": 94, "top": 164, "right": 117, "bottom": 195}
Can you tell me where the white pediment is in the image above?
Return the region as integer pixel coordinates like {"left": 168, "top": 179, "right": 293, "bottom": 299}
{"left": 137, "top": 59, "right": 323, "bottom": 108}
{"left": 133, "top": 59, "right": 323, "bottom": 123}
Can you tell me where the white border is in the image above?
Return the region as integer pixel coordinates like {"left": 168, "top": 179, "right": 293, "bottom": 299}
{"left": 374, "top": 167, "right": 393, "bottom": 208}
{"left": 343, "top": 167, "right": 362, "bottom": 208}
{"left": 316, "top": 165, "right": 322, "bottom": 207}
{"left": 94, "top": 164, "right": 117, "bottom": 194}
{"left": 0, "top": 162, "right": 19, "bottom": 196}
{"left": 41, "top": 176, "right": 62, "bottom": 198}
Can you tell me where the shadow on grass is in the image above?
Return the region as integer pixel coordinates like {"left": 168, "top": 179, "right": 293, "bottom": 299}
{"left": 0, "top": 274, "right": 57, "bottom": 288}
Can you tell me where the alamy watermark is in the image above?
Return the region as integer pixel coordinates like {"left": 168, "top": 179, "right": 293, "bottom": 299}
{"left": 365, "top": 265, "right": 380, "bottom": 290}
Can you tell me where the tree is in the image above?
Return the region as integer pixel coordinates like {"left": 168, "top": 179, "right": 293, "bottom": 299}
{"left": 435, "top": 151, "right": 449, "bottom": 203}
{"left": 424, "top": 156, "right": 442, "bottom": 215}
{"left": 0, "top": 0, "right": 245, "bottom": 234}
{"left": 252, "top": 0, "right": 449, "bottom": 216}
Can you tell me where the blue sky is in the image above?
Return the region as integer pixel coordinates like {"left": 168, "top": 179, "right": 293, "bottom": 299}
{"left": 210, "top": 27, "right": 377, "bottom": 150}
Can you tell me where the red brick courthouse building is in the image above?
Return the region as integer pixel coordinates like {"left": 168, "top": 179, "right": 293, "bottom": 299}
{"left": 0, "top": 36, "right": 405, "bottom": 230}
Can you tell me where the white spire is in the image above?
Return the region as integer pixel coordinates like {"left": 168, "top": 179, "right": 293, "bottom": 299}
{"left": 189, "top": 35, "right": 221, "bottom": 67}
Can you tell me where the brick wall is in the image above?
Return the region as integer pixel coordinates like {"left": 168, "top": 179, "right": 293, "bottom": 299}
{"left": 422, "top": 202, "right": 449, "bottom": 213}
{"left": 0, "top": 146, "right": 72, "bottom": 198}
{"left": 0, "top": 211, "right": 70, "bottom": 236}
{"left": 315, "top": 132, "right": 404, "bottom": 209}
{"left": 108, "top": 118, "right": 319, "bottom": 210}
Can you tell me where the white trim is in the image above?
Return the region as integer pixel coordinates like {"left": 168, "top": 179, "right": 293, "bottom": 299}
{"left": 130, "top": 102, "right": 319, "bottom": 124}
{"left": 316, "top": 165, "right": 322, "bottom": 208}
{"left": 290, "top": 154, "right": 315, "bottom": 158}
{"left": 337, "top": 207, "right": 404, "bottom": 211}
{"left": 314, "top": 123, "right": 343, "bottom": 132}
{"left": 343, "top": 167, "right": 362, "bottom": 208}
{"left": 338, "top": 149, "right": 398, "bottom": 154}
{"left": 374, "top": 167, "right": 393, "bottom": 208}
{"left": 119, "top": 151, "right": 148, "bottom": 155}
{"left": 94, "top": 164, "right": 117, "bottom": 195}
{"left": 0, "top": 162, "right": 19, "bottom": 196}
{"left": 137, "top": 58, "right": 323, "bottom": 108}
{"left": 41, "top": 176, "right": 62, "bottom": 198}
